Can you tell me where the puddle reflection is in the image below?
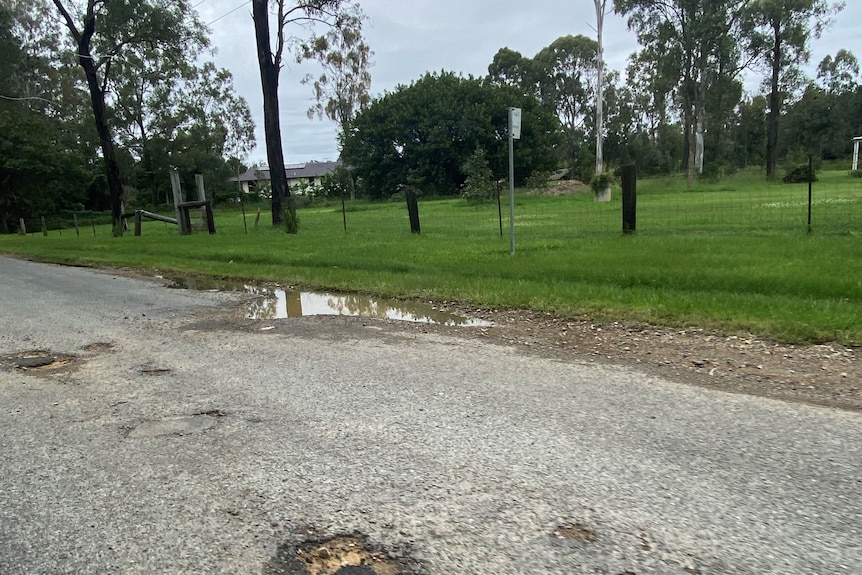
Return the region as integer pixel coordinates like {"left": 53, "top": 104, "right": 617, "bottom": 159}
{"left": 164, "top": 276, "right": 492, "bottom": 326}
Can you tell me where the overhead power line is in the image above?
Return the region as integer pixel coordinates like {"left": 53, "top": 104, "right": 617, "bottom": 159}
{"left": 207, "top": 0, "right": 250, "bottom": 25}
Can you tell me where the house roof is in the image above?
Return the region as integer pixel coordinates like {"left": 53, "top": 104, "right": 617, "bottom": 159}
{"left": 230, "top": 161, "right": 341, "bottom": 183}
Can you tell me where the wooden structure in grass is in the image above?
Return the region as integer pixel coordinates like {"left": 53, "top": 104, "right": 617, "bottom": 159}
{"left": 127, "top": 170, "right": 216, "bottom": 236}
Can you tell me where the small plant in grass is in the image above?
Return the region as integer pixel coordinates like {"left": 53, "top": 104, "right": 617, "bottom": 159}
{"left": 851, "top": 170, "right": 862, "bottom": 178}
{"left": 525, "top": 171, "right": 550, "bottom": 191}
{"left": 783, "top": 164, "right": 817, "bottom": 183}
{"left": 461, "top": 147, "right": 495, "bottom": 204}
{"left": 589, "top": 172, "right": 614, "bottom": 200}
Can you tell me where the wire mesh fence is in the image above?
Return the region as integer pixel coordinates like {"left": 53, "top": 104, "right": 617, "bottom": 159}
{"left": 4, "top": 172, "right": 860, "bottom": 242}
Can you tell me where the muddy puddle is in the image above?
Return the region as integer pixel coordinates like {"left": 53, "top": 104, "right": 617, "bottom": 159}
{"left": 163, "top": 276, "right": 492, "bottom": 327}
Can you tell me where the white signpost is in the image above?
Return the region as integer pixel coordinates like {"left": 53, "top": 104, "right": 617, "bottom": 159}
{"left": 508, "top": 107, "right": 521, "bottom": 255}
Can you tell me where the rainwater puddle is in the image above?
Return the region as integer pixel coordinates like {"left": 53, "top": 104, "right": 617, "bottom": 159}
{"left": 163, "top": 276, "right": 493, "bottom": 326}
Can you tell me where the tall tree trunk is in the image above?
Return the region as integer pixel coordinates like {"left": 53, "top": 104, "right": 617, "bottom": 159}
{"left": 766, "top": 20, "right": 781, "bottom": 180}
{"left": 594, "top": 0, "right": 605, "bottom": 176}
{"left": 252, "top": 0, "right": 297, "bottom": 232}
{"left": 80, "top": 55, "right": 124, "bottom": 236}
{"left": 54, "top": 0, "right": 126, "bottom": 237}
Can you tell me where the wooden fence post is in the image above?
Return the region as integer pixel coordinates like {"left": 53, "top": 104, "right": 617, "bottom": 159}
{"left": 621, "top": 164, "right": 637, "bottom": 235}
{"left": 73, "top": 214, "right": 80, "bottom": 237}
{"left": 254, "top": 208, "right": 261, "bottom": 230}
{"left": 405, "top": 188, "right": 421, "bottom": 234}
{"left": 18, "top": 218, "right": 26, "bottom": 235}
{"left": 41, "top": 216, "right": 47, "bottom": 236}
{"left": 134, "top": 210, "right": 142, "bottom": 236}
{"left": 170, "top": 169, "right": 189, "bottom": 235}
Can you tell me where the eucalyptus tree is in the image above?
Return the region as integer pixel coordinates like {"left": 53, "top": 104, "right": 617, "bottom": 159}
{"left": 615, "top": 0, "right": 750, "bottom": 185}
{"left": 593, "top": 0, "right": 611, "bottom": 175}
{"left": 298, "top": 5, "right": 371, "bottom": 131}
{"left": 533, "top": 35, "right": 599, "bottom": 168}
{"left": 251, "top": 0, "right": 369, "bottom": 231}
{"left": 742, "top": 0, "right": 844, "bottom": 178}
{"left": 51, "top": 0, "right": 208, "bottom": 236}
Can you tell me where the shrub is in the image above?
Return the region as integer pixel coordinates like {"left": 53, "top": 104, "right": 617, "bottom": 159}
{"left": 525, "top": 171, "right": 550, "bottom": 191}
{"left": 851, "top": 170, "right": 862, "bottom": 178}
{"left": 461, "top": 147, "right": 495, "bottom": 204}
{"left": 589, "top": 172, "right": 614, "bottom": 195}
{"left": 782, "top": 164, "right": 817, "bottom": 184}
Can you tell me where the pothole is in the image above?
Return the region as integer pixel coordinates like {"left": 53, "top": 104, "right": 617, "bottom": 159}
{"left": 80, "top": 342, "right": 114, "bottom": 353}
{"left": 194, "top": 409, "right": 226, "bottom": 417}
{"left": 1, "top": 350, "right": 76, "bottom": 372}
{"left": 553, "top": 523, "right": 597, "bottom": 542}
{"left": 140, "top": 368, "right": 172, "bottom": 376}
{"left": 266, "top": 534, "right": 421, "bottom": 575}
{"left": 125, "top": 411, "right": 224, "bottom": 438}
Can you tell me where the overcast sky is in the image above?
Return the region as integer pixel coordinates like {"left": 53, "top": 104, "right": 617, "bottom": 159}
{"left": 194, "top": 0, "right": 862, "bottom": 165}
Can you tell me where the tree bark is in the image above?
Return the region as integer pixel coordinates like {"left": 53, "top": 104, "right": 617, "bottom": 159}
{"left": 594, "top": 0, "right": 605, "bottom": 176}
{"left": 252, "top": 0, "right": 296, "bottom": 232}
{"left": 766, "top": 19, "right": 781, "bottom": 180}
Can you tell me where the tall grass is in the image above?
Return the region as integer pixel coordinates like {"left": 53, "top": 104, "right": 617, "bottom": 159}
{"left": 2, "top": 170, "right": 860, "bottom": 344}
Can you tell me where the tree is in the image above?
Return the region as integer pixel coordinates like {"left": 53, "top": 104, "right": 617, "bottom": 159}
{"left": 817, "top": 49, "right": 858, "bottom": 95}
{"left": 51, "top": 0, "right": 208, "bottom": 236}
{"left": 534, "top": 35, "right": 599, "bottom": 168}
{"left": 111, "top": 57, "right": 255, "bottom": 206}
{"left": 341, "top": 72, "right": 561, "bottom": 199}
{"left": 743, "top": 0, "right": 844, "bottom": 179}
{"left": 0, "top": 2, "right": 97, "bottom": 226}
{"left": 488, "top": 47, "right": 536, "bottom": 93}
{"left": 251, "top": 0, "right": 368, "bottom": 231}
{"left": 461, "top": 147, "right": 495, "bottom": 204}
{"left": 299, "top": 5, "right": 371, "bottom": 128}
{"left": 615, "top": 0, "right": 750, "bottom": 185}
{"left": 593, "top": 0, "right": 611, "bottom": 175}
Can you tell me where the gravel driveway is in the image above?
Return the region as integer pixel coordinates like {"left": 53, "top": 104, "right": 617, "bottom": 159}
{"left": 1, "top": 256, "right": 860, "bottom": 575}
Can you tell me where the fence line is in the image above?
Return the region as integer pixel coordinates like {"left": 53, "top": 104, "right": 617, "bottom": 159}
{"left": 4, "top": 174, "right": 860, "bottom": 240}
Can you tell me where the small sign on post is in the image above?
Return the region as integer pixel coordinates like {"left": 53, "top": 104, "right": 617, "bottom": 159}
{"left": 510, "top": 107, "right": 522, "bottom": 140}
{"left": 507, "top": 107, "right": 521, "bottom": 255}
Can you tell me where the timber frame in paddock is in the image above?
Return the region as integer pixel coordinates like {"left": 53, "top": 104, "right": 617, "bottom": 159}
{"left": 124, "top": 170, "right": 216, "bottom": 236}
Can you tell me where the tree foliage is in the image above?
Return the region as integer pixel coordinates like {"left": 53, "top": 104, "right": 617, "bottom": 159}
{"left": 298, "top": 4, "right": 372, "bottom": 129}
{"left": 341, "top": 72, "right": 560, "bottom": 199}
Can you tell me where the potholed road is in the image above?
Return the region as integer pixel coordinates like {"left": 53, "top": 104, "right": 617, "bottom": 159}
{"left": 1, "top": 255, "right": 859, "bottom": 575}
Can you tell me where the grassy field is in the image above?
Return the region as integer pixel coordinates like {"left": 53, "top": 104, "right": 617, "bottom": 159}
{"left": 2, "top": 169, "right": 861, "bottom": 345}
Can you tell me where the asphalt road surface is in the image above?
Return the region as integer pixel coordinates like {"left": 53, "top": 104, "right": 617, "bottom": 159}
{"left": 0, "top": 255, "right": 859, "bottom": 575}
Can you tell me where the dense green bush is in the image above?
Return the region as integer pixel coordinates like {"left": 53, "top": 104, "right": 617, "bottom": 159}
{"left": 783, "top": 164, "right": 817, "bottom": 183}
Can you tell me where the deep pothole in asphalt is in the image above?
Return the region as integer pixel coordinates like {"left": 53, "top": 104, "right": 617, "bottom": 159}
{"left": 1, "top": 350, "right": 76, "bottom": 372}
{"left": 265, "top": 534, "right": 422, "bottom": 575}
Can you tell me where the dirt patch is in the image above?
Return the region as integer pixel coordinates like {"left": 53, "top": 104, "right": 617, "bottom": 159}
{"left": 413, "top": 305, "right": 862, "bottom": 412}
{"left": 1, "top": 350, "right": 76, "bottom": 373}
{"left": 554, "top": 523, "right": 597, "bottom": 542}
{"left": 80, "top": 342, "right": 114, "bottom": 353}
{"left": 543, "top": 179, "right": 590, "bottom": 196}
{"left": 266, "top": 534, "right": 420, "bottom": 575}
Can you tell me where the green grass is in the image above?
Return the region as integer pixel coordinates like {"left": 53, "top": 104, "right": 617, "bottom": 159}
{"left": 2, "top": 169, "right": 861, "bottom": 345}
